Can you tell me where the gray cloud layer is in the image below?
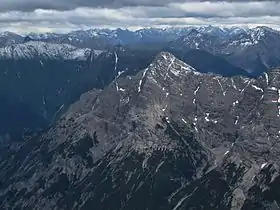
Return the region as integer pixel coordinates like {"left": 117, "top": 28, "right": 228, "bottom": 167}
{"left": 0, "top": 0, "right": 279, "bottom": 33}
{"left": 0, "top": 0, "right": 278, "bottom": 12}
{"left": 0, "top": 0, "right": 185, "bottom": 11}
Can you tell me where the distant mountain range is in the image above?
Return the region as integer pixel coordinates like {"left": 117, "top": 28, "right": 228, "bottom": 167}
{"left": 168, "top": 26, "right": 280, "bottom": 76}
{"left": 0, "top": 26, "right": 277, "bottom": 49}
{"left": 2, "top": 25, "right": 279, "bottom": 76}
{"left": 26, "top": 26, "right": 274, "bottom": 46}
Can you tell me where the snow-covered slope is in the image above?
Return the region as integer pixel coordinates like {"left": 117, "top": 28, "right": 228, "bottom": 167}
{"left": 0, "top": 31, "right": 23, "bottom": 47}
{"left": 0, "top": 41, "right": 103, "bottom": 60}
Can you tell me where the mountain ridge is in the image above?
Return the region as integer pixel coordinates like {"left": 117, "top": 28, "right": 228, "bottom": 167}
{"left": 1, "top": 26, "right": 279, "bottom": 48}
{"left": 0, "top": 41, "right": 102, "bottom": 60}
{"left": 1, "top": 25, "right": 280, "bottom": 76}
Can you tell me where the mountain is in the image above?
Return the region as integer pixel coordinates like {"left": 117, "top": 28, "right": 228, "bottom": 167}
{"left": 0, "top": 41, "right": 99, "bottom": 60}
{"left": 25, "top": 26, "right": 251, "bottom": 48}
{"left": 1, "top": 25, "right": 279, "bottom": 135}
{"left": 225, "top": 27, "right": 280, "bottom": 75}
{"left": 169, "top": 49, "right": 250, "bottom": 77}
{"left": 27, "top": 28, "right": 192, "bottom": 48}
{"left": 0, "top": 32, "right": 23, "bottom": 48}
{"left": 168, "top": 26, "right": 280, "bottom": 76}
{"left": 1, "top": 52, "right": 280, "bottom": 209}
{"left": 0, "top": 41, "right": 157, "bottom": 137}
{"left": 1, "top": 26, "right": 280, "bottom": 76}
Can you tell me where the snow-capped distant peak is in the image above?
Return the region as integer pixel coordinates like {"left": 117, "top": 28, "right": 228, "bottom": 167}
{"left": 0, "top": 41, "right": 103, "bottom": 60}
{"left": 0, "top": 31, "right": 17, "bottom": 37}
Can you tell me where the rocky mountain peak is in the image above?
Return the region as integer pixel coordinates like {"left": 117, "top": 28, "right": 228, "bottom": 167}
{"left": 151, "top": 51, "right": 199, "bottom": 75}
{"left": 1, "top": 52, "right": 280, "bottom": 209}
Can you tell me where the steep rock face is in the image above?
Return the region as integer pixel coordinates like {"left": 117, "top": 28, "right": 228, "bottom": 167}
{"left": 1, "top": 52, "right": 280, "bottom": 209}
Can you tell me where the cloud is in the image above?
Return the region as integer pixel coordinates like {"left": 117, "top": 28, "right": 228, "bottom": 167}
{"left": 0, "top": 0, "right": 279, "bottom": 12}
{"left": 0, "top": 1, "right": 279, "bottom": 33}
{"left": 0, "top": 0, "right": 182, "bottom": 12}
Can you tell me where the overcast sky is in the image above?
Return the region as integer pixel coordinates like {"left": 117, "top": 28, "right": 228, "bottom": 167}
{"left": 0, "top": 0, "right": 280, "bottom": 34}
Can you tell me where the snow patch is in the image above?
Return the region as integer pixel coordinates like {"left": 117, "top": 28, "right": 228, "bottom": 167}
{"left": 164, "top": 57, "right": 175, "bottom": 80}
{"left": 224, "top": 151, "right": 230, "bottom": 156}
{"left": 182, "top": 118, "right": 187, "bottom": 124}
{"left": 231, "top": 78, "right": 237, "bottom": 90}
{"left": 170, "top": 68, "right": 180, "bottom": 76}
{"left": 261, "top": 163, "right": 267, "bottom": 169}
{"left": 205, "top": 113, "right": 210, "bottom": 122}
{"left": 193, "top": 117, "right": 198, "bottom": 132}
{"left": 235, "top": 116, "right": 239, "bottom": 125}
{"left": 194, "top": 86, "right": 200, "bottom": 95}
{"left": 241, "top": 80, "right": 252, "bottom": 94}
{"left": 172, "top": 187, "right": 199, "bottom": 210}
{"left": 264, "top": 72, "right": 269, "bottom": 85}
{"left": 115, "top": 82, "right": 119, "bottom": 92}
{"left": 114, "top": 51, "right": 118, "bottom": 72}
{"left": 271, "top": 89, "right": 280, "bottom": 117}
{"left": 142, "top": 157, "right": 149, "bottom": 169}
{"left": 269, "top": 87, "right": 278, "bottom": 91}
{"left": 117, "top": 70, "right": 125, "bottom": 78}
{"left": 138, "top": 68, "right": 149, "bottom": 93}
{"left": 166, "top": 117, "right": 170, "bottom": 124}
{"left": 215, "top": 78, "right": 226, "bottom": 96}
{"left": 205, "top": 113, "right": 218, "bottom": 124}
{"left": 155, "top": 161, "right": 165, "bottom": 173}
{"left": 252, "top": 84, "right": 263, "bottom": 92}
{"left": 233, "top": 100, "right": 239, "bottom": 107}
